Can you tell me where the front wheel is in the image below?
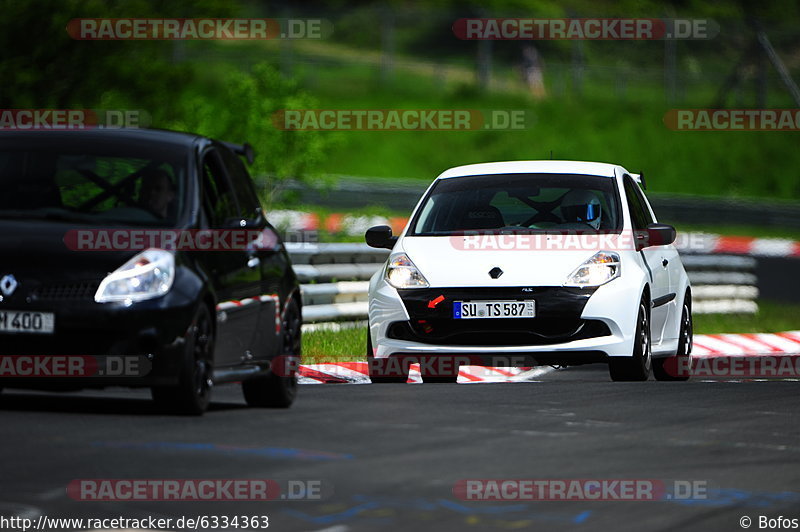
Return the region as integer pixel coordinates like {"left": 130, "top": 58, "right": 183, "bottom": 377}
{"left": 419, "top": 356, "right": 459, "bottom": 383}
{"left": 242, "top": 298, "right": 300, "bottom": 408}
{"left": 421, "top": 372, "right": 459, "bottom": 384}
{"left": 152, "top": 304, "right": 215, "bottom": 415}
{"left": 653, "top": 294, "right": 692, "bottom": 381}
{"left": 609, "top": 300, "right": 652, "bottom": 382}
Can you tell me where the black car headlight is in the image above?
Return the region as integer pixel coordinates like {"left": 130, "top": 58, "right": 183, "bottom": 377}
{"left": 95, "top": 249, "right": 175, "bottom": 303}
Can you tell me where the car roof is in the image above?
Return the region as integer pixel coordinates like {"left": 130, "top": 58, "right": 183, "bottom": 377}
{"left": 0, "top": 127, "right": 205, "bottom": 149}
{"left": 436, "top": 160, "right": 624, "bottom": 179}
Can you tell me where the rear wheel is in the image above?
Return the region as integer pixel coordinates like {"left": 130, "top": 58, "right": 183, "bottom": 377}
{"left": 609, "top": 300, "right": 652, "bottom": 382}
{"left": 242, "top": 298, "right": 300, "bottom": 408}
{"left": 152, "top": 304, "right": 214, "bottom": 415}
{"left": 367, "top": 329, "right": 407, "bottom": 383}
{"left": 653, "top": 293, "right": 692, "bottom": 381}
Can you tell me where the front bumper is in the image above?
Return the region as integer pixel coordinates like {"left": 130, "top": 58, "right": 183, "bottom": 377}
{"left": 0, "top": 290, "right": 197, "bottom": 389}
{"left": 369, "top": 280, "right": 640, "bottom": 364}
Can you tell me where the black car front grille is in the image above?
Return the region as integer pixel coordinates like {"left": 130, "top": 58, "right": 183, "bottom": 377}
{"left": 387, "top": 318, "right": 611, "bottom": 346}
{"left": 31, "top": 281, "right": 100, "bottom": 302}
{"left": 396, "top": 286, "right": 598, "bottom": 321}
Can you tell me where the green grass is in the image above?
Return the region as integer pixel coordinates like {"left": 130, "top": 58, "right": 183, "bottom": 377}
{"left": 303, "top": 326, "right": 366, "bottom": 363}
{"left": 302, "top": 299, "right": 800, "bottom": 363}
{"left": 294, "top": 53, "right": 800, "bottom": 200}
{"left": 693, "top": 300, "right": 800, "bottom": 334}
{"left": 318, "top": 95, "right": 800, "bottom": 200}
{"left": 193, "top": 40, "right": 800, "bottom": 201}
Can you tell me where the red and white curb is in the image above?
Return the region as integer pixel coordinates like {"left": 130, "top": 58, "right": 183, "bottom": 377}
{"left": 297, "top": 331, "right": 800, "bottom": 383}
{"left": 298, "top": 363, "right": 554, "bottom": 384}
{"left": 692, "top": 331, "right": 800, "bottom": 357}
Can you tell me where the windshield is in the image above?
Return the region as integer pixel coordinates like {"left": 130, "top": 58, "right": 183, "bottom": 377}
{"left": 410, "top": 173, "right": 622, "bottom": 236}
{"left": 0, "top": 141, "right": 188, "bottom": 226}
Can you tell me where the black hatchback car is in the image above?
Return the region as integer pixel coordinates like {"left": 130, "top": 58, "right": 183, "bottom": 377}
{"left": 0, "top": 129, "right": 301, "bottom": 414}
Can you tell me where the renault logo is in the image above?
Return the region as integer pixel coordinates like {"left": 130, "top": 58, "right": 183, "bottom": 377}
{"left": 0, "top": 274, "right": 18, "bottom": 297}
{"left": 488, "top": 267, "right": 503, "bottom": 279}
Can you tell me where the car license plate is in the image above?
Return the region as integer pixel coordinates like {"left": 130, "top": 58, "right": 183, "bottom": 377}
{"left": 453, "top": 301, "right": 535, "bottom": 319}
{"left": 0, "top": 310, "right": 55, "bottom": 334}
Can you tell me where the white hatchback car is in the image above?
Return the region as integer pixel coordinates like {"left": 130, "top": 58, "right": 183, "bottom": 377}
{"left": 365, "top": 161, "right": 692, "bottom": 383}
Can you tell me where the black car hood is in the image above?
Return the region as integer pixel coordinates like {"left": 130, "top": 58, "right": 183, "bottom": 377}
{"left": 0, "top": 218, "right": 149, "bottom": 286}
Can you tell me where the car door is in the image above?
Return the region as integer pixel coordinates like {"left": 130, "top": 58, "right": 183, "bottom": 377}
{"left": 637, "top": 184, "right": 682, "bottom": 343}
{"left": 198, "top": 148, "right": 261, "bottom": 367}
{"left": 218, "top": 145, "right": 284, "bottom": 362}
{"left": 623, "top": 175, "right": 671, "bottom": 346}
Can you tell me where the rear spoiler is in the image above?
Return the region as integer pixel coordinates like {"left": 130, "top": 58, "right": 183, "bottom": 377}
{"left": 220, "top": 141, "right": 255, "bottom": 165}
{"left": 630, "top": 171, "right": 647, "bottom": 190}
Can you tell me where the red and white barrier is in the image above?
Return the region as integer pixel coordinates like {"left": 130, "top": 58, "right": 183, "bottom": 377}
{"left": 296, "top": 331, "right": 800, "bottom": 383}
{"left": 692, "top": 331, "right": 800, "bottom": 357}
{"left": 706, "top": 236, "right": 800, "bottom": 258}
{"left": 270, "top": 209, "right": 800, "bottom": 258}
{"left": 297, "top": 362, "right": 554, "bottom": 384}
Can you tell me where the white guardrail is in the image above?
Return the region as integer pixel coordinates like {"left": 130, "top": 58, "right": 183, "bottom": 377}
{"left": 289, "top": 243, "right": 760, "bottom": 325}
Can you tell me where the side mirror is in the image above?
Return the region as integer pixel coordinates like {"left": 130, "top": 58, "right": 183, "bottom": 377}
{"left": 365, "top": 225, "right": 397, "bottom": 250}
{"left": 242, "top": 143, "right": 255, "bottom": 165}
{"left": 635, "top": 223, "right": 676, "bottom": 250}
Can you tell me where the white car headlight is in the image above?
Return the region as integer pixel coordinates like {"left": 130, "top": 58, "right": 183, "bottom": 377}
{"left": 564, "top": 251, "right": 620, "bottom": 287}
{"left": 95, "top": 248, "right": 175, "bottom": 303}
{"left": 386, "top": 253, "right": 429, "bottom": 289}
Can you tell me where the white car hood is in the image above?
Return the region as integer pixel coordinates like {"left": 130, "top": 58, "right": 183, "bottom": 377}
{"left": 399, "top": 235, "right": 607, "bottom": 287}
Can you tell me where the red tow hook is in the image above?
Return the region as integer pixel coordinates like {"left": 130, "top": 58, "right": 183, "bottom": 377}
{"left": 428, "top": 295, "right": 445, "bottom": 309}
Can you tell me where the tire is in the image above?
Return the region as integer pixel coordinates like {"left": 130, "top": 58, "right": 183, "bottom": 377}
{"left": 653, "top": 293, "right": 692, "bottom": 381}
{"left": 420, "top": 356, "right": 459, "bottom": 383}
{"left": 421, "top": 373, "right": 459, "bottom": 384}
{"left": 367, "top": 328, "right": 407, "bottom": 383}
{"left": 609, "top": 299, "right": 652, "bottom": 382}
{"left": 242, "top": 298, "right": 300, "bottom": 408}
{"left": 152, "top": 304, "right": 214, "bottom": 415}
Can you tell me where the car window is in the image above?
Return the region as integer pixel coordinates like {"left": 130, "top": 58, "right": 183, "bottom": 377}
{"left": 411, "top": 173, "right": 622, "bottom": 235}
{"left": 623, "top": 175, "right": 653, "bottom": 230}
{"left": 201, "top": 149, "right": 240, "bottom": 228}
{"left": 218, "top": 144, "right": 261, "bottom": 219}
{"left": 630, "top": 177, "right": 655, "bottom": 225}
{"left": 0, "top": 145, "right": 185, "bottom": 226}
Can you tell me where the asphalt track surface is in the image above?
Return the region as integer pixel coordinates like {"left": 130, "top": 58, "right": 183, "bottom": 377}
{"left": 1, "top": 365, "right": 799, "bottom": 532}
